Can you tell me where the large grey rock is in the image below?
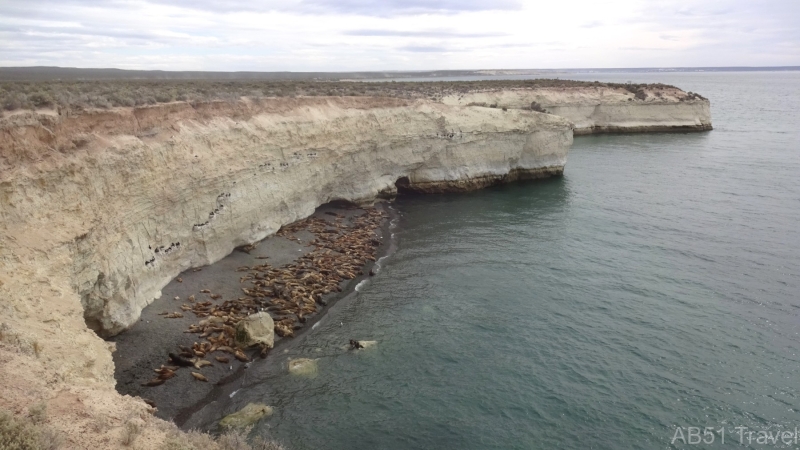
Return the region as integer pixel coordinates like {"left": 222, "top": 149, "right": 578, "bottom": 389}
{"left": 219, "top": 403, "right": 273, "bottom": 429}
{"left": 288, "top": 358, "right": 318, "bottom": 377}
{"left": 234, "top": 312, "right": 274, "bottom": 349}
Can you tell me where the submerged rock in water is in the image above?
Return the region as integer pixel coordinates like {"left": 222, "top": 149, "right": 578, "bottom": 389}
{"left": 219, "top": 403, "right": 273, "bottom": 430}
{"left": 234, "top": 312, "right": 274, "bottom": 350}
{"left": 357, "top": 340, "right": 377, "bottom": 349}
{"left": 346, "top": 340, "right": 377, "bottom": 350}
{"left": 288, "top": 358, "right": 318, "bottom": 376}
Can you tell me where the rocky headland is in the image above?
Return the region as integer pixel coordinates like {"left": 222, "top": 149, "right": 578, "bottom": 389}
{"left": 0, "top": 83, "right": 710, "bottom": 448}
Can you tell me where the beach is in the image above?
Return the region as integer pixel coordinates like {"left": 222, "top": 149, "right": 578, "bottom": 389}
{"left": 112, "top": 201, "right": 393, "bottom": 426}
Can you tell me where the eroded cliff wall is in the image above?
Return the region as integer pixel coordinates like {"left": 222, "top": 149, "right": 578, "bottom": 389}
{"left": 442, "top": 85, "right": 712, "bottom": 134}
{"left": 1, "top": 97, "right": 571, "bottom": 340}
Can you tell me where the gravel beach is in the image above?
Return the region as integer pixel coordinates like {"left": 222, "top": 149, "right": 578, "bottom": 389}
{"left": 111, "top": 202, "right": 392, "bottom": 424}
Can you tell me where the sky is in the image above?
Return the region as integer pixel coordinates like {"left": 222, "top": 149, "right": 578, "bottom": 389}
{"left": 0, "top": 0, "right": 798, "bottom": 71}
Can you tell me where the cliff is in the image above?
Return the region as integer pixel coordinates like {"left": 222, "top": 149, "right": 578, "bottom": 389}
{"left": 0, "top": 87, "right": 709, "bottom": 448}
{"left": 442, "top": 85, "right": 712, "bottom": 134}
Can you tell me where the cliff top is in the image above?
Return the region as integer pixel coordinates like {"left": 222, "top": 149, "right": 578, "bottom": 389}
{"left": 0, "top": 78, "right": 705, "bottom": 114}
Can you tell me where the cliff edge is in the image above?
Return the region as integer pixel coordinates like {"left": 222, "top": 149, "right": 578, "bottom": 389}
{"left": 0, "top": 95, "right": 570, "bottom": 448}
{"left": 0, "top": 86, "right": 710, "bottom": 448}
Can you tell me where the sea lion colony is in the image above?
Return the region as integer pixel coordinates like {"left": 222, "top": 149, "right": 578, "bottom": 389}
{"left": 142, "top": 206, "right": 386, "bottom": 388}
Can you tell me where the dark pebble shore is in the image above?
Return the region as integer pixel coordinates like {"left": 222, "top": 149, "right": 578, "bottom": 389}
{"left": 111, "top": 201, "right": 393, "bottom": 426}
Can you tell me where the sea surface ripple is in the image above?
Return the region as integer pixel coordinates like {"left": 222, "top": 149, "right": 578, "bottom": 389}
{"left": 226, "top": 72, "right": 800, "bottom": 449}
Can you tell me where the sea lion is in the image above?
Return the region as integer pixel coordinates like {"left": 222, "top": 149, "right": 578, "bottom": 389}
{"left": 191, "top": 372, "right": 208, "bottom": 382}
{"left": 194, "top": 359, "right": 212, "bottom": 369}
{"left": 168, "top": 352, "right": 194, "bottom": 367}
{"left": 234, "top": 349, "right": 250, "bottom": 362}
{"left": 157, "top": 370, "right": 176, "bottom": 380}
{"left": 215, "top": 356, "right": 230, "bottom": 363}
{"left": 142, "top": 378, "right": 165, "bottom": 387}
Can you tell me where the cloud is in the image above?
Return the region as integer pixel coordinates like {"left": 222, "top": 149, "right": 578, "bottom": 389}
{"left": 398, "top": 45, "right": 463, "bottom": 53}
{"left": 344, "top": 29, "right": 507, "bottom": 38}
{"left": 301, "top": 0, "right": 522, "bottom": 15}
{"left": 131, "top": 0, "right": 522, "bottom": 16}
{"left": 0, "top": 0, "right": 798, "bottom": 70}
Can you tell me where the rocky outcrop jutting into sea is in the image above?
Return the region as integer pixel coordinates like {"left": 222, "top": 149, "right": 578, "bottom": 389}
{"left": 442, "top": 85, "right": 712, "bottom": 134}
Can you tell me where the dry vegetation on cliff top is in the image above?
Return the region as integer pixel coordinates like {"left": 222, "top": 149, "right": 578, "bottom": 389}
{"left": 0, "top": 78, "right": 704, "bottom": 112}
{"left": 0, "top": 406, "right": 284, "bottom": 450}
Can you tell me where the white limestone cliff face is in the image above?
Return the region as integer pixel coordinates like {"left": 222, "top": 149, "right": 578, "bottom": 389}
{"left": 0, "top": 97, "right": 571, "bottom": 340}
{"left": 442, "top": 85, "right": 712, "bottom": 134}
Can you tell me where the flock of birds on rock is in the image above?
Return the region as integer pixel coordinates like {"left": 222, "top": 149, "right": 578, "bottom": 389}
{"left": 192, "top": 193, "right": 232, "bottom": 231}
{"left": 142, "top": 206, "right": 386, "bottom": 388}
{"left": 144, "top": 242, "right": 182, "bottom": 267}
{"left": 436, "top": 130, "right": 462, "bottom": 139}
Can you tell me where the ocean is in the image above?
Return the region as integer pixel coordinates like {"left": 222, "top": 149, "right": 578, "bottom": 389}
{"left": 225, "top": 72, "right": 800, "bottom": 449}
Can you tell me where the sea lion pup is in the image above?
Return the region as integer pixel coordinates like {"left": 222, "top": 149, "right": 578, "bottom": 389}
{"left": 349, "top": 339, "right": 364, "bottom": 350}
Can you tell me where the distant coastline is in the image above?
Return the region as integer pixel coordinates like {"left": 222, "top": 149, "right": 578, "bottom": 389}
{"left": 0, "top": 65, "right": 798, "bottom": 82}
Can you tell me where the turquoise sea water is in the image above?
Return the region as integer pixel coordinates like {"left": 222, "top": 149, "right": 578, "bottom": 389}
{"left": 222, "top": 72, "right": 800, "bottom": 449}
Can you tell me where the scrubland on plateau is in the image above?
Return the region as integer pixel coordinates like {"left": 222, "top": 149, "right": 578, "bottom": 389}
{"left": 0, "top": 78, "right": 705, "bottom": 113}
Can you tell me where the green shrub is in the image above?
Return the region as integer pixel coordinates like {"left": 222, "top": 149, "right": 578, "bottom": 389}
{"left": 27, "top": 403, "right": 46, "bottom": 425}
{"left": 0, "top": 409, "right": 62, "bottom": 450}
{"left": 28, "top": 91, "right": 53, "bottom": 108}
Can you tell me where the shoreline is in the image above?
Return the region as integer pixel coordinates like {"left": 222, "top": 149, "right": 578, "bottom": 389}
{"left": 0, "top": 83, "right": 710, "bottom": 448}
{"left": 111, "top": 200, "right": 397, "bottom": 428}
{"left": 177, "top": 202, "right": 400, "bottom": 431}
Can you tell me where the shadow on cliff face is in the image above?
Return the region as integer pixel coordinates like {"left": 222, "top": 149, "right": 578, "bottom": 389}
{"left": 393, "top": 173, "right": 571, "bottom": 220}
{"left": 395, "top": 176, "right": 413, "bottom": 195}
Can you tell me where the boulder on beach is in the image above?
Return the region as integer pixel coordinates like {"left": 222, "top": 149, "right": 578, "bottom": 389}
{"left": 234, "top": 312, "right": 274, "bottom": 349}
{"left": 288, "top": 358, "right": 318, "bottom": 376}
{"left": 219, "top": 403, "right": 273, "bottom": 430}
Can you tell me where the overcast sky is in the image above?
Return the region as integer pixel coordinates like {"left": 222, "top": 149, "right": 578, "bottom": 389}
{"left": 1, "top": 0, "right": 798, "bottom": 71}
